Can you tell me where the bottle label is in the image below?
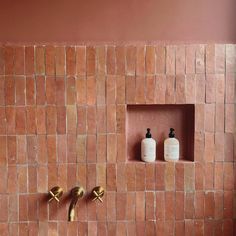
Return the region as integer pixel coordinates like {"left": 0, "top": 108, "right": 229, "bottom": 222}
{"left": 141, "top": 142, "right": 156, "bottom": 162}
{"left": 164, "top": 144, "right": 179, "bottom": 160}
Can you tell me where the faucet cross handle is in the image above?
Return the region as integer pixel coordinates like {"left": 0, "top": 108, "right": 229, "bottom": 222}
{"left": 48, "top": 186, "right": 63, "bottom": 203}
{"left": 92, "top": 186, "right": 105, "bottom": 203}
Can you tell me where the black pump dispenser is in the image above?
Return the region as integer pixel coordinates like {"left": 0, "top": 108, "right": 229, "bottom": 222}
{"left": 169, "top": 128, "right": 175, "bottom": 138}
{"left": 146, "top": 128, "right": 152, "bottom": 138}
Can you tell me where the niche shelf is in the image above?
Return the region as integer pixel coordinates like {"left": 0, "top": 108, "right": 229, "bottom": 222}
{"left": 126, "top": 104, "right": 195, "bottom": 162}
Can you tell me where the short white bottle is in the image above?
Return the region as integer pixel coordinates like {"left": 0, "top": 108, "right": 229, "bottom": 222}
{"left": 164, "top": 128, "right": 179, "bottom": 161}
{"left": 141, "top": 128, "right": 156, "bottom": 162}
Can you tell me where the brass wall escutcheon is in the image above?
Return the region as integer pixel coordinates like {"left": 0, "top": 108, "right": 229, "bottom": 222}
{"left": 48, "top": 186, "right": 63, "bottom": 203}
{"left": 92, "top": 186, "right": 105, "bottom": 202}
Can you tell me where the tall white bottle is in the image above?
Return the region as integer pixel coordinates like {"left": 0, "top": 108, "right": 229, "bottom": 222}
{"left": 164, "top": 128, "right": 179, "bottom": 161}
{"left": 141, "top": 128, "right": 156, "bottom": 162}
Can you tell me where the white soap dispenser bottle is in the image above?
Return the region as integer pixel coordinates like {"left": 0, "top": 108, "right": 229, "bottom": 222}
{"left": 164, "top": 128, "right": 179, "bottom": 161}
{"left": 141, "top": 128, "right": 156, "bottom": 162}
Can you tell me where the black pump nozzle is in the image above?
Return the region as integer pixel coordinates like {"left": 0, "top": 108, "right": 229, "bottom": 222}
{"left": 169, "top": 128, "right": 175, "bottom": 138}
{"left": 146, "top": 128, "right": 152, "bottom": 138}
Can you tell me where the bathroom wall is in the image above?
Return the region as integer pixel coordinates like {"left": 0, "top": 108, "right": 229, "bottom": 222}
{"left": 0, "top": 0, "right": 236, "bottom": 43}
{"left": 0, "top": 44, "right": 235, "bottom": 236}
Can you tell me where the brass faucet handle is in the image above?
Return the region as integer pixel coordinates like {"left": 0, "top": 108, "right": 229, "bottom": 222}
{"left": 92, "top": 186, "right": 105, "bottom": 203}
{"left": 48, "top": 186, "right": 63, "bottom": 203}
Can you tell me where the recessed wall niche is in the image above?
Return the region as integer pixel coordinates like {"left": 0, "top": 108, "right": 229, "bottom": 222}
{"left": 126, "top": 104, "right": 195, "bottom": 162}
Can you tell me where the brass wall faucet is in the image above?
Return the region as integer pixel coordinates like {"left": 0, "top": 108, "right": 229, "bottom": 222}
{"left": 68, "top": 186, "right": 85, "bottom": 221}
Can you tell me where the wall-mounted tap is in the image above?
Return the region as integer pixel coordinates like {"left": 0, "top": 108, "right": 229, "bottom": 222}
{"left": 68, "top": 186, "right": 85, "bottom": 221}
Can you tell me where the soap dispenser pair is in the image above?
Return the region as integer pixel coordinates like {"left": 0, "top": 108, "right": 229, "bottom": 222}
{"left": 141, "top": 128, "right": 179, "bottom": 162}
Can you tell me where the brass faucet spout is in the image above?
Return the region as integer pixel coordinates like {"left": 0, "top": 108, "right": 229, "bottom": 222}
{"left": 68, "top": 187, "right": 85, "bottom": 222}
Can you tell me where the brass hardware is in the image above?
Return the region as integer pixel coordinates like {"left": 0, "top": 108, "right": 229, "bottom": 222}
{"left": 48, "top": 186, "right": 63, "bottom": 203}
{"left": 91, "top": 186, "right": 105, "bottom": 203}
{"left": 68, "top": 186, "right": 85, "bottom": 221}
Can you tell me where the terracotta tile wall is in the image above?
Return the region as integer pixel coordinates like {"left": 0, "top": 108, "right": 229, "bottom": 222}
{"left": 0, "top": 44, "right": 235, "bottom": 235}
